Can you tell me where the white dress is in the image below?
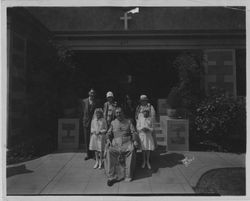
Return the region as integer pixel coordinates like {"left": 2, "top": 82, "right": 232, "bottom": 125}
{"left": 136, "top": 104, "right": 156, "bottom": 123}
{"left": 136, "top": 117, "right": 155, "bottom": 151}
{"left": 89, "top": 117, "right": 107, "bottom": 152}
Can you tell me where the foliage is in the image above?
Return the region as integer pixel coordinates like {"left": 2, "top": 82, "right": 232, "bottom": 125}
{"left": 167, "top": 86, "right": 182, "bottom": 109}
{"left": 7, "top": 132, "right": 56, "bottom": 165}
{"left": 190, "top": 87, "right": 246, "bottom": 152}
{"left": 173, "top": 52, "right": 204, "bottom": 109}
{"left": 173, "top": 52, "right": 201, "bottom": 82}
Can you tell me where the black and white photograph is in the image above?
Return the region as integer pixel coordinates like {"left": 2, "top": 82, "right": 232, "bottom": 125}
{"left": 1, "top": 1, "right": 248, "bottom": 199}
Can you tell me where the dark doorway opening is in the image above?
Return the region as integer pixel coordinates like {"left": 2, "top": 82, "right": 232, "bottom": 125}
{"left": 72, "top": 50, "right": 183, "bottom": 109}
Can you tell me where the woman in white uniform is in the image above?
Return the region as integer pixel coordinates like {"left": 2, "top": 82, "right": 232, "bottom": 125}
{"left": 136, "top": 108, "right": 155, "bottom": 169}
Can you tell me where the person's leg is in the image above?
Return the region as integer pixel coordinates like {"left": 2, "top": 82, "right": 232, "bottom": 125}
{"left": 141, "top": 150, "right": 146, "bottom": 168}
{"left": 146, "top": 150, "right": 151, "bottom": 169}
{"left": 99, "top": 134, "right": 105, "bottom": 169}
{"left": 84, "top": 126, "right": 91, "bottom": 159}
{"left": 125, "top": 147, "right": 136, "bottom": 181}
{"left": 87, "top": 126, "right": 94, "bottom": 158}
{"left": 106, "top": 147, "right": 119, "bottom": 182}
{"left": 94, "top": 151, "right": 99, "bottom": 168}
{"left": 99, "top": 151, "right": 103, "bottom": 169}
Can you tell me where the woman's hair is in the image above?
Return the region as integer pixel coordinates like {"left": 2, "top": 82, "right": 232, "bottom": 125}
{"left": 93, "top": 108, "right": 104, "bottom": 118}
{"left": 142, "top": 108, "right": 150, "bottom": 113}
{"left": 115, "top": 107, "right": 123, "bottom": 113}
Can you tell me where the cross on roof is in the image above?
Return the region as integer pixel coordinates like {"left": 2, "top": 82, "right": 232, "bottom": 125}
{"left": 120, "top": 12, "right": 132, "bottom": 30}
{"left": 120, "top": 7, "right": 139, "bottom": 30}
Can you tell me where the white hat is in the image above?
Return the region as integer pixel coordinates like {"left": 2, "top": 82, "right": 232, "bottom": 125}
{"left": 140, "top": 95, "right": 148, "bottom": 101}
{"left": 106, "top": 91, "right": 114, "bottom": 98}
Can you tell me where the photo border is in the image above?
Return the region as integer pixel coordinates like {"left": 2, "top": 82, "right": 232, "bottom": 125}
{"left": 1, "top": 1, "right": 249, "bottom": 201}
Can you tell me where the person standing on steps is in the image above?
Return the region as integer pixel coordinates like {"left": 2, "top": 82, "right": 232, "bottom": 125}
{"left": 136, "top": 108, "right": 156, "bottom": 169}
{"left": 80, "top": 89, "right": 100, "bottom": 160}
{"left": 135, "top": 95, "right": 156, "bottom": 124}
{"left": 103, "top": 91, "right": 117, "bottom": 128}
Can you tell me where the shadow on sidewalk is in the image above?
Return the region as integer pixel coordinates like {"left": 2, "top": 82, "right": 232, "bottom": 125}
{"left": 7, "top": 164, "right": 33, "bottom": 178}
{"left": 133, "top": 148, "right": 185, "bottom": 181}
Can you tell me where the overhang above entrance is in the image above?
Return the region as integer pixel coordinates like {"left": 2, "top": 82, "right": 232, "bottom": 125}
{"left": 54, "top": 30, "right": 245, "bottom": 50}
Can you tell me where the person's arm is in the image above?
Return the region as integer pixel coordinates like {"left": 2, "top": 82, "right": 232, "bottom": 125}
{"left": 137, "top": 118, "right": 149, "bottom": 132}
{"left": 100, "top": 119, "right": 108, "bottom": 134}
{"left": 90, "top": 119, "right": 96, "bottom": 135}
{"left": 81, "top": 99, "right": 86, "bottom": 117}
{"left": 136, "top": 118, "right": 142, "bottom": 132}
{"left": 103, "top": 103, "right": 106, "bottom": 118}
{"left": 129, "top": 120, "right": 138, "bottom": 144}
{"left": 150, "top": 105, "right": 156, "bottom": 123}
{"left": 146, "top": 118, "right": 154, "bottom": 132}
{"left": 135, "top": 105, "right": 140, "bottom": 121}
{"left": 151, "top": 119, "right": 158, "bottom": 148}
{"left": 106, "top": 122, "right": 113, "bottom": 142}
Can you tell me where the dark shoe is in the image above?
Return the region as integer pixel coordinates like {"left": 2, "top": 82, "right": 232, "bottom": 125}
{"left": 84, "top": 156, "right": 91, "bottom": 160}
{"left": 107, "top": 179, "right": 116, "bottom": 187}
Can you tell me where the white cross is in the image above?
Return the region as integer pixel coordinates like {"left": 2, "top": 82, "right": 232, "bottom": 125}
{"left": 120, "top": 12, "right": 132, "bottom": 30}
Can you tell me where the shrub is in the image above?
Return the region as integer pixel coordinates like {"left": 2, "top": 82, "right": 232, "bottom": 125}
{"left": 7, "top": 132, "right": 56, "bottom": 164}
{"left": 173, "top": 52, "right": 204, "bottom": 110}
{"left": 190, "top": 87, "right": 246, "bottom": 152}
{"left": 167, "top": 87, "right": 182, "bottom": 109}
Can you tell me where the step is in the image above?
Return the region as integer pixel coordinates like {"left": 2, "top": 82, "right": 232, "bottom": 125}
{"left": 154, "top": 124, "right": 161, "bottom": 128}
{"left": 156, "top": 134, "right": 165, "bottom": 139}
{"left": 154, "top": 126, "right": 162, "bottom": 130}
{"left": 156, "top": 136, "right": 165, "bottom": 142}
{"left": 154, "top": 130, "right": 163, "bottom": 135}
{"left": 157, "top": 141, "right": 166, "bottom": 146}
{"left": 153, "top": 123, "right": 161, "bottom": 128}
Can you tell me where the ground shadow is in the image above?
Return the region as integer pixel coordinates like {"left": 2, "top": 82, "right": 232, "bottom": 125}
{"left": 133, "top": 148, "right": 185, "bottom": 181}
{"left": 52, "top": 149, "right": 84, "bottom": 154}
{"left": 7, "top": 164, "right": 33, "bottom": 178}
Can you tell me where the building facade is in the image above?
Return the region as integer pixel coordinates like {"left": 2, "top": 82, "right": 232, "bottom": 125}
{"left": 7, "top": 7, "right": 246, "bottom": 149}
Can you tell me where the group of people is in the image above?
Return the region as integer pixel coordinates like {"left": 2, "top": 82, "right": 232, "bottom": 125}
{"left": 80, "top": 89, "right": 157, "bottom": 186}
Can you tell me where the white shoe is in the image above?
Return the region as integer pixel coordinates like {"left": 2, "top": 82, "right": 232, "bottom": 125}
{"left": 98, "top": 161, "right": 102, "bottom": 169}
{"left": 124, "top": 178, "right": 132, "bottom": 182}
{"left": 141, "top": 162, "right": 146, "bottom": 168}
{"left": 147, "top": 162, "right": 151, "bottom": 170}
{"left": 93, "top": 161, "right": 98, "bottom": 169}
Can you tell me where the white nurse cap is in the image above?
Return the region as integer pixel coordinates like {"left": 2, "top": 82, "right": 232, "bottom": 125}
{"left": 106, "top": 91, "right": 114, "bottom": 98}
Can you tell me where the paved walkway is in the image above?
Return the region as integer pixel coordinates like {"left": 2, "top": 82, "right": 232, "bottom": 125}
{"left": 7, "top": 150, "right": 245, "bottom": 195}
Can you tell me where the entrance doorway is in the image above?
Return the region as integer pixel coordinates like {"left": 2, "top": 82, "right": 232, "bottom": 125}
{"left": 72, "top": 50, "right": 183, "bottom": 109}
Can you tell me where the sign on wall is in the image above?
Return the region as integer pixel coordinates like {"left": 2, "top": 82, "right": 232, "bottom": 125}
{"left": 58, "top": 119, "right": 79, "bottom": 150}
{"left": 160, "top": 116, "right": 189, "bottom": 151}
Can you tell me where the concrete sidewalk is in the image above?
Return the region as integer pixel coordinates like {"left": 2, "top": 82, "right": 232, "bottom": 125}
{"left": 7, "top": 150, "right": 245, "bottom": 195}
